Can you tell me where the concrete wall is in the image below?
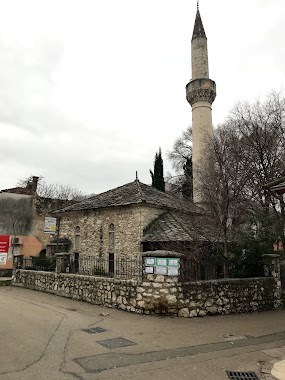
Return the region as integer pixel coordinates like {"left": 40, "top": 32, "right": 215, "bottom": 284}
{"left": 13, "top": 270, "right": 282, "bottom": 318}
{"left": 59, "top": 205, "right": 163, "bottom": 258}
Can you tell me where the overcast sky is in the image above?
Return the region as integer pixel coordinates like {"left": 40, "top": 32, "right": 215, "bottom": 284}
{"left": 0, "top": 0, "right": 284, "bottom": 194}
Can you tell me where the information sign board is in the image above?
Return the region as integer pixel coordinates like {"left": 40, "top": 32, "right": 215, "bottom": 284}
{"left": 167, "top": 266, "right": 179, "bottom": 276}
{"left": 145, "top": 266, "right": 154, "bottom": 274}
{"left": 168, "top": 258, "right": 179, "bottom": 267}
{"left": 156, "top": 258, "right": 167, "bottom": 266}
{"left": 145, "top": 257, "right": 155, "bottom": 266}
{"left": 44, "top": 217, "right": 57, "bottom": 234}
{"left": 155, "top": 266, "right": 168, "bottom": 275}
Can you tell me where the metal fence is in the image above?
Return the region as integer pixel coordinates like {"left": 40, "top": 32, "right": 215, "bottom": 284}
{"left": 17, "top": 257, "right": 56, "bottom": 272}
{"left": 70, "top": 255, "right": 142, "bottom": 280}
{"left": 180, "top": 256, "right": 265, "bottom": 282}
{"left": 180, "top": 256, "right": 224, "bottom": 281}
{"left": 15, "top": 254, "right": 266, "bottom": 282}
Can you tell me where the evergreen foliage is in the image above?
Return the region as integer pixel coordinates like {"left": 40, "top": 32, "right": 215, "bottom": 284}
{"left": 150, "top": 148, "right": 165, "bottom": 192}
{"left": 182, "top": 157, "right": 193, "bottom": 199}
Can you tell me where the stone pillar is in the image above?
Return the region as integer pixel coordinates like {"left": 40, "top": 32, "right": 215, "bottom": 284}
{"left": 262, "top": 254, "right": 280, "bottom": 279}
{"left": 55, "top": 253, "right": 71, "bottom": 274}
{"left": 262, "top": 254, "right": 282, "bottom": 309}
{"left": 140, "top": 250, "right": 183, "bottom": 315}
{"left": 14, "top": 254, "right": 24, "bottom": 269}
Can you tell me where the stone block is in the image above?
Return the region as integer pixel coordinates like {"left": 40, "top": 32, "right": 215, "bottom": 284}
{"left": 154, "top": 275, "right": 165, "bottom": 283}
{"left": 178, "top": 308, "right": 190, "bottom": 318}
{"left": 190, "top": 310, "right": 198, "bottom": 318}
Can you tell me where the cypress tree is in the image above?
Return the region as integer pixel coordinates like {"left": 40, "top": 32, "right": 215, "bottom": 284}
{"left": 182, "top": 157, "right": 193, "bottom": 199}
{"left": 150, "top": 148, "right": 165, "bottom": 192}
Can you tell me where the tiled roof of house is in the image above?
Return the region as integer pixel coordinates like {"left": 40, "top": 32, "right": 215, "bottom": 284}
{"left": 0, "top": 187, "right": 33, "bottom": 196}
{"left": 141, "top": 210, "right": 207, "bottom": 242}
{"left": 54, "top": 180, "right": 194, "bottom": 213}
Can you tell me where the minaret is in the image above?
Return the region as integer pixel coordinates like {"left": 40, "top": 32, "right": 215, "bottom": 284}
{"left": 186, "top": 2, "right": 216, "bottom": 203}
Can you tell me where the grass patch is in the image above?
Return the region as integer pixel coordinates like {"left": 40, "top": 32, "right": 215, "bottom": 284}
{"left": 0, "top": 280, "right": 12, "bottom": 286}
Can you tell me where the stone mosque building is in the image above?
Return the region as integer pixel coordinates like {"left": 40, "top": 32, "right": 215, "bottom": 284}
{"left": 55, "top": 4, "right": 215, "bottom": 265}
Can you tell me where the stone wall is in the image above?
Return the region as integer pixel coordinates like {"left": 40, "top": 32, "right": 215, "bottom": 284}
{"left": 13, "top": 270, "right": 282, "bottom": 317}
{"left": 59, "top": 205, "right": 163, "bottom": 257}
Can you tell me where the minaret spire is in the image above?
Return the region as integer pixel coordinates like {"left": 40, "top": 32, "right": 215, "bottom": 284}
{"left": 192, "top": 3, "right": 206, "bottom": 41}
{"left": 186, "top": 4, "right": 216, "bottom": 203}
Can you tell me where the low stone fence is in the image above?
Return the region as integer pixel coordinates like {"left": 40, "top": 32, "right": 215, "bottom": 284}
{"left": 12, "top": 270, "right": 282, "bottom": 317}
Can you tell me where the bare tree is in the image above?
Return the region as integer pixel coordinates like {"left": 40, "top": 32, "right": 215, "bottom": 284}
{"left": 17, "top": 176, "right": 86, "bottom": 201}
{"left": 0, "top": 197, "right": 33, "bottom": 260}
{"left": 228, "top": 91, "right": 285, "bottom": 249}
{"left": 167, "top": 126, "right": 192, "bottom": 172}
{"left": 167, "top": 126, "right": 193, "bottom": 198}
{"left": 197, "top": 126, "right": 252, "bottom": 276}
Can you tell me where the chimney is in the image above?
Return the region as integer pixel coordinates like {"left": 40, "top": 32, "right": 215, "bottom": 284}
{"left": 31, "top": 176, "right": 39, "bottom": 192}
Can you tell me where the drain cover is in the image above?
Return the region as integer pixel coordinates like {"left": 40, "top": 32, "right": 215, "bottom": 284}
{"left": 98, "top": 337, "right": 137, "bottom": 349}
{"left": 82, "top": 327, "right": 107, "bottom": 334}
{"left": 226, "top": 371, "right": 259, "bottom": 380}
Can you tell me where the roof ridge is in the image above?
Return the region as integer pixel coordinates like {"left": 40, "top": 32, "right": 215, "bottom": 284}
{"left": 135, "top": 179, "right": 145, "bottom": 203}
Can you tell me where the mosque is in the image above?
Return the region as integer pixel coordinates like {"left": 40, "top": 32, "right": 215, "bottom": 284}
{"left": 53, "top": 3, "right": 216, "bottom": 265}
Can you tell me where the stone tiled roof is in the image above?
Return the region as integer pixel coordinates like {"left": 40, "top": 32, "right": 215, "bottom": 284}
{"left": 192, "top": 8, "right": 206, "bottom": 40}
{"left": 0, "top": 187, "right": 33, "bottom": 196}
{"left": 54, "top": 180, "right": 190, "bottom": 213}
{"left": 142, "top": 210, "right": 206, "bottom": 242}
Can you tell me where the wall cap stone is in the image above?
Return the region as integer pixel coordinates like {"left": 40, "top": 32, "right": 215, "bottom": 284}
{"left": 141, "top": 250, "right": 184, "bottom": 258}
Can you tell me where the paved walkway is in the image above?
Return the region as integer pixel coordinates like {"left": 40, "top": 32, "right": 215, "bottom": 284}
{"left": 0, "top": 286, "right": 284, "bottom": 380}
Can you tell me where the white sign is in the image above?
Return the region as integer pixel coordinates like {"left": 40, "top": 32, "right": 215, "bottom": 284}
{"left": 145, "top": 266, "right": 154, "bottom": 274}
{"left": 44, "top": 217, "right": 57, "bottom": 234}
{"left": 156, "top": 258, "right": 167, "bottom": 266}
{"left": 0, "top": 253, "right": 7, "bottom": 265}
{"left": 155, "top": 266, "right": 168, "bottom": 275}
{"left": 168, "top": 258, "right": 179, "bottom": 267}
{"left": 168, "top": 266, "right": 179, "bottom": 276}
{"left": 145, "top": 257, "right": 155, "bottom": 266}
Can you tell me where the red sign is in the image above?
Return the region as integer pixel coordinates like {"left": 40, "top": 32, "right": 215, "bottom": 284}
{"left": 0, "top": 235, "right": 10, "bottom": 253}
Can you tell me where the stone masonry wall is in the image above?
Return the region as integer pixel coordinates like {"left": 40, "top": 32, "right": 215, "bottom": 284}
{"left": 13, "top": 270, "right": 282, "bottom": 317}
{"left": 59, "top": 205, "right": 163, "bottom": 258}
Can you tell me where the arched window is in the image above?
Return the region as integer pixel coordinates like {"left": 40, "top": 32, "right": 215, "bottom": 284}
{"left": 108, "top": 223, "right": 115, "bottom": 274}
{"left": 74, "top": 226, "right": 80, "bottom": 252}
{"left": 108, "top": 223, "right": 115, "bottom": 253}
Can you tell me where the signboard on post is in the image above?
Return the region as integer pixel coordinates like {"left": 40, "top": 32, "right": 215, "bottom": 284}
{"left": 44, "top": 217, "right": 57, "bottom": 234}
{"left": 144, "top": 256, "right": 181, "bottom": 276}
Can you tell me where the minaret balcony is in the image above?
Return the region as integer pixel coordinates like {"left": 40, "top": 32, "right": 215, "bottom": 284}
{"left": 186, "top": 78, "right": 216, "bottom": 106}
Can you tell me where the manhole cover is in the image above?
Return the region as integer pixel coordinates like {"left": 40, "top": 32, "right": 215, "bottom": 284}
{"left": 82, "top": 327, "right": 107, "bottom": 334}
{"left": 98, "top": 337, "right": 137, "bottom": 349}
{"left": 226, "top": 371, "right": 259, "bottom": 380}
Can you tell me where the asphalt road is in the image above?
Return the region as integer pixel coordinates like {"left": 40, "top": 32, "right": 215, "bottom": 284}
{"left": 0, "top": 286, "right": 284, "bottom": 380}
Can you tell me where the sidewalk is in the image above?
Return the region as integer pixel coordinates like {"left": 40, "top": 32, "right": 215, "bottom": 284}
{"left": 0, "top": 285, "right": 284, "bottom": 380}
